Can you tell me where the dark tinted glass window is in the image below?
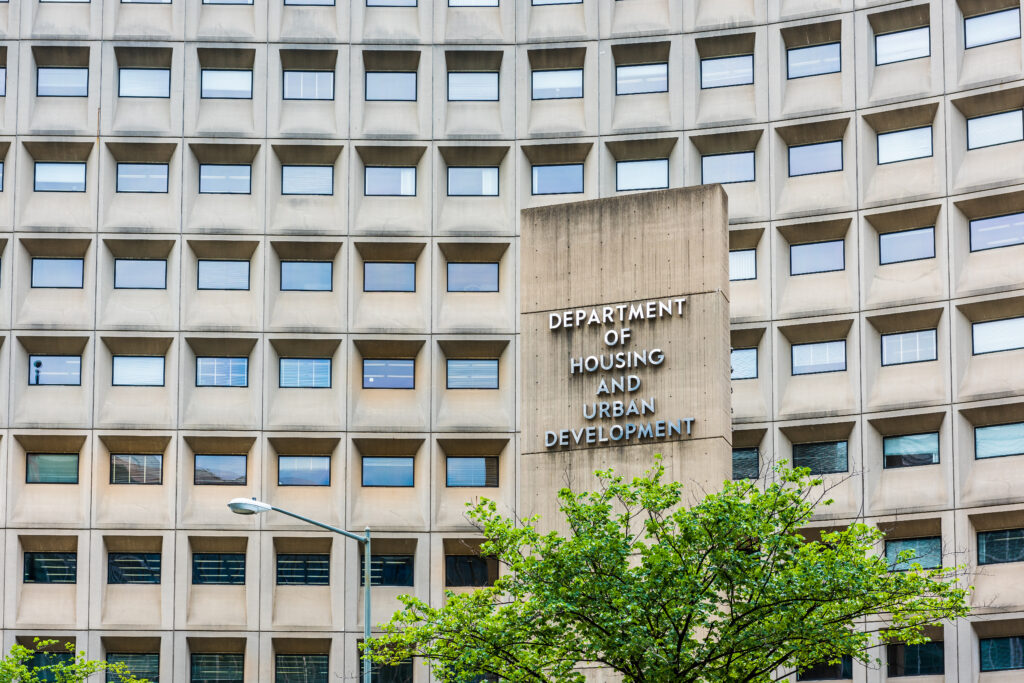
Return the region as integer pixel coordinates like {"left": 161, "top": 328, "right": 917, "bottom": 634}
{"left": 275, "top": 654, "right": 328, "bottom": 683}
{"left": 192, "top": 553, "right": 245, "bottom": 584}
{"left": 883, "top": 433, "right": 939, "bottom": 468}
{"left": 276, "top": 554, "right": 329, "bottom": 585}
{"left": 106, "top": 653, "right": 159, "bottom": 683}
{"left": 190, "top": 653, "right": 244, "bottom": 683}
{"left": 114, "top": 259, "right": 167, "bottom": 289}
{"left": 981, "top": 635, "right": 1024, "bottom": 671}
{"left": 194, "top": 454, "right": 247, "bottom": 485}
{"left": 885, "top": 536, "right": 942, "bottom": 570}
{"left": 281, "top": 261, "right": 332, "bottom": 291}
{"left": 732, "top": 447, "right": 758, "bottom": 480}
{"left": 24, "top": 552, "right": 77, "bottom": 583}
{"left": 108, "top": 552, "right": 161, "bottom": 584}
{"left": 359, "top": 655, "right": 413, "bottom": 683}
{"left": 792, "top": 440, "right": 848, "bottom": 474}
{"left": 29, "top": 652, "right": 74, "bottom": 682}
{"left": 446, "top": 457, "right": 498, "bottom": 487}
{"left": 364, "top": 262, "right": 415, "bottom": 292}
{"left": 111, "top": 453, "right": 163, "bottom": 484}
{"left": 362, "top": 456, "right": 415, "bottom": 487}
{"left": 978, "top": 528, "right": 1024, "bottom": 565}
{"left": 363, "top": 359, "right": 414, "bottom": 389}
{"left": 797, "top": 655, "right": 852, "bottom": 680}
{"left": 278, "top": 455, "right": 331, "bottom": 486}
{"left": 448, "top": 262, "right": 498, "bottom": 292}
{"left": 26, "top": 453, "right": 79, "bottom": 483}
{"left": 445, "top": 555, "right": 494, "bottom": 587}
{"left": 887, "top": 641, "right": 943, "bottom": 677}
{"left": 879, "top": 227, "right": 935, "bottom": 264}
{"left": 29, "top": 356, "right": 82, "bottom": 386}
{"left": 360, "top": 555, "right": 414, "bottom": 586}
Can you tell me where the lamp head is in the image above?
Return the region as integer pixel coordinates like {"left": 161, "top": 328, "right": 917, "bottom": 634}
{"left": 227, "top": 498, "right": 272, "bottom": 515}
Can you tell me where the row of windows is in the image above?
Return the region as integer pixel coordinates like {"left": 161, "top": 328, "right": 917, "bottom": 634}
{"left": 28, "top": 256, "right": 498, "bottom": 293}
{"left": 22, "top": 549, "right": 492, "bottom": 587}
{"left": 25, "top": 450, "right": 500, "bottom": 488}
{"left": 731, "top": 422, "right": 1024, "bottom": 481}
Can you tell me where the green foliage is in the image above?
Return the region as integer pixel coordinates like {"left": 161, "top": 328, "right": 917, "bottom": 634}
{"left": 368, "top": 462, "right": 970, "bottom": 683}
{"left": 0, "top": 639, "right": 148, "bottom": 683}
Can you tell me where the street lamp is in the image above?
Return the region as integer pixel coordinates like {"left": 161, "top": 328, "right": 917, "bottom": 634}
{"left": 228, "top": 498, "right": 373, "bottom": 683}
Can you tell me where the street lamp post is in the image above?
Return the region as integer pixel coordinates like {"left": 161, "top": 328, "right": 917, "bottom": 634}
{"left": 228, "top": 498, "right": 372, "bottom": 683}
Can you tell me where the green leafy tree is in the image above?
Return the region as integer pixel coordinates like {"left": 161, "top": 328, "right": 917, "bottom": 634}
{"left": 368, "top": 462, "right": 970, "bottom": 683}
{"left": 0, "top": 639, "right": 148, "bottom": 683}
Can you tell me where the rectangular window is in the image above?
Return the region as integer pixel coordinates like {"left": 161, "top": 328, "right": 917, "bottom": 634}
{"left": 445, "top": 555, "right": 493, "bottom": 587}
{"left": 0, "top": 67, "right": 7, "bottom": 97}
{"left": 281, "top": 261, "right": 332, "bottom": 291}
{"left": 887, "top": 642, "right": 943, "bottom": 677}
{"left": 448, "top": 166, "right": 499, "bottom": 196}
{"left": 788, "top": 140, "right": 843, "bottom": 176}
{"left": 106, "top": 654, "right": 159, "bottom": 683}
{"left": 278, "top": 455, "right": 331, "bottom": 486}
{"left": 701, "top": 151, "right": 755, "bottom": 184}
{"left": 37, "top": 67, "right": 88, "bottom": 96}
{"left": 196, "top": 357, "right": 248, "bottom": 387}
{"left": 875, "top": 26, "right": 930, "bottom": 65}
{"left": 790, "top": 239, "right": 844, "bottom": 275}
{"left": 34, "top": 162, "right": 87, "bottom": 192}
{"left": 792, "top": 440, "right": 848, "bottom": 474}
{"left": 204, "top": 0, "right": 253, "bottom": 5}
{"left": 615, "top": 63, "right": 668, "bottom": 95}
{"left": 877, "top": 126, "right": 933, "bottom": 164}
{"left": 362, "top": 456, "right": 415, "bottom": 487}
{"left": 448, "top": 262, "right": 498, "bottom": 292}
{"left": 732, "top": 447, "right": 758, "bottom": 480}
{"left": 886, "top": 536, "right": 941, "bottom": 570}
{"left": 0, "top": 161, "right": 4, "bottom": 190}
{"left": 367, "top": 0, "right": 417, "bottom": 4}
{"left": 24, "top": 552, "right": 77, "bottom": 583}
{"left": 797, "top": 655, "right": 853, "bottom": 680}
{"left": 112, "top": 356, "right": 165, "bottom": 386}
{"left": 118, "top": 68, "right": 170, "bottom": 98}
{"left": 967, "top": 110, "right": 1024, "bottom": 150}
{"left": 365, "top": 72, "right": 417, "bottom": 101}
{"left": 363, "top": 359, "right": 414, "bottom": 389}
{"left": 200, "top": 69, "right": 253, "bottom": 99}
{"left": 616, "top": 159, "right": 669, "bottom": 192}
{"left": 975, "top": 422, "right": 1024, "bottom": 459}
{"left": 197, "top": 260, "right": 249, "bottom": 290}
{"left": 364, "top": 262, "right": 415, "bottom": 292}
{"left": 730, "top": 348, "right": 757, "bottom": 380}
{"left": 192, "top": 553, "right": 245, "bottom": 584}
{"left": 110, "top": 453, "right": 163, "bottom": 484}
{"left": 531, "top": 69, "right": 583, "bottom": 99}
{"left": 447, "top": 71, "right": 498, "bottom": 101}
{"left": 30, "top": 652, "right": 74, "bottom": 681}
{"left": 880, "top": 226, "right": 935, "bottom": 264}
{"left": 791, "top": 340, "right": 846, "bottom": 375}
{"left": 729, "top": 249, "right": 756, "bottom": 281}
{"left": 787, "top": 42, "right": 841, "bottom": 79}
{"left": 198, "top": 164, "right": 251, "bottom": 194}
{"left": 275, "top": 654, "right": 328, "bottom": 683}
{"left": 883, "top": 432, "right": 939, "bottom": 468}
{"left": 364, "top": 166, "right": 416, "bottom": 196}
{"left": 447, "top": 359, "right": 498, "bottom": 389}
{"left": 31, "top": 258, "right": 84, "bottom": 288}
{"left": 531, "top": 163, "right": 584, "bottom": 195}
{"left": 194, "top": 454, "right": 247, "bottom": 485}
{"left": 981, "top": 636, "right": 1024, "bottom": 672}
{"left": 700, "top": 54, "right": 754, "bottom": 88}
{"left": 26, "top": 453, "right": 79, "bottom": 483}
{"left": 978, "top": 528, "right": 1024, "bottom": 565}
{"left": 29, "top": 355, "right": 82, "bottom": 386}
{"left": 359, "top": 657, "right": 414, "bottom": 683}
{"left": 116, "top": 163, "right": 169, "bottom": 193}
{"left": 965, "top": 8, "right": 1021, "bottom": 49}
{"left": 973, "top": 316, "right": 1024, "bottom": 354}
{"left": 108, "top": 552, "right": 161, "bottom": 584}
{"left": 277, "top": 554, "right": 329, "bottom": 585}
{"left": 283, "top": 70, "right": 334, "bottom": 100}
{"left": 191, "top": 654, "right": 244, "bottom": 683}
{"left": 114, "top": 259, "right": 167, "bottom": 289}
{"left": 970, "top": 212, "right": 1024, "bottom": 252}
{"left": 446, "top": 456, "right": 498, "bottom": 487}
{"left": 881, "top": 329, "right": 937, "bottom": 366}
{"left": 360, "top": 555, "right": 414, "bottom": 586}
{"left": 281, "top": 165, "right": 333, "bottom": 196}
{"left": 279, "top": 358, "right": 331, "bottom": 388}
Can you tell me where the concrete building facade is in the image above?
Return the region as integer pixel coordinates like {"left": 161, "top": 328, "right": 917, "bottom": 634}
{"left": 0, "top": 0, "right": 1022, "bottom": 680}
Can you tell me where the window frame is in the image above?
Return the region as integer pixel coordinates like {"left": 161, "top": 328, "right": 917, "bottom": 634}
{"left": 730, "top": 347, "right": 758, "bottom": 380}
{"left": 790, "top": 439, "right": 849, "bottom": 475}
{"left": 25, "top": 452, "right": 80, "bottom": 484}
{"left": 446, "top": 165, "right": 500, "bottom": 197}
{"left": 280, "top": 260, "right": 334, "bottom": 292}
{"left": 30, "top": 257, "right": 85, "bottom": 289}
{"left": 113, "top": 258, "right": 168, "bottom": 290}
{"left": 964, "top": 7, "right": 1022, "bottom": 49}
{"left": 974, "top": 422, "right": 1024, "bottom": 460}
{"left": 277, "top": 454, "right": 332, "bottom": 487}
{"left": 278, "top": 357, "right": 332, "bottom": 389}
{"left": 28, "top": 354, "right": 83, "bottom": 386}
{"left": 444, "top": 455, "right": 499, "bottom": 488}
{"left": 878, "top": 226, "right": 936, "bottom": 265}
{"left": 280, "top": 164, "right": 334, "bottom": 197}
{"left": 699, "top": 53, "right": 755, "bottom": 89}
{"left": 281, "top": 69, "right": 336, "bottom": 101}
{"left": 880, "top": 328, "right": 938, "bottom": 367}
{"left": 530, "top": 162, "right": 584, "bottom": 196}
{"left": 613, "top": 62, "right": 669, "bottom": 96}
{"left": 36, "top": 66, "right": 89, "bottom": 97}
{"left": 195, "top": 356, "right": 250, "bottom": 388}
{"left": 728, "top": 248, "right": 757, "bottom": 281}
{"left": 977, "top": 528, "right": 1024, "bottom": 566}
{"left": 107, "top": 551, "right": 162, "bottom": 585}
{"left": 361, "top": 455, "right": 416, "bottom": 488}
{"left": 111, "top": 354, "right": 167, "bottom": 387}
{"left": 117, "top": 67, "right": 171, "bottom": 99}
{"left": 363, "top": 165, "right": 417, "bottom": 197}
{"left": 199, "top": 68, "right": 254, "bottom": 100}
{"left": 447, "top": 261, "right": 499, "bottom": 293}
{"left": 790, "top": 340, "right": 847, "bottom": 376}
{"left": 33, "top": 161, "right": 87, "bottom": 193}
{"left": 785, "top": 41, "right": 842, "bottom": 80}
{"left": 788, "top": 239, "right": 846, "bottom": 276}
{"left": 874, "top": 25, "right": 931, "bottom": 66}
{"left": 115, "top": 162, "right": 170, "bottom": 194}
{"left": 787, "top": 139, "right": 844, "bottom": 177}
{"left": 445, "top": 358, "right": 499, "bottom": 390}
{"left": 275, "top": 553, "right": 330, "bottom": 586}
{"left": 191, "top": 552, "right": 246, "bottom": 585}
{"left": 109, "top": 452, "right": 163, "bottom": 485}
{"left": 198, "top": 163, "right": 252, "bottom": 195}
{"left": 700, "top": 151, "right": 756, "bottom": 184}
{"left": 362, "top": 358, "right": 416, "bottom": 390}
{"left": 972, "top": 317, "right": 1024, "bottom": 355}
{"left": 364, "top": 70, "right": 418, "bottom": 102}
{"left": 196, "top": 259, "right": 251, "bottom": 291}
{"left": 966, "top": 109, "right": 1024, "bottom": 151}
{"left": 446, "top": 70, "right": 500, "bottom": 102}
{"left": 363, "top": 261, "right": 416, "bottom": 293}
{"left": 882, "top": 432, "right": 940, "bottom": 469}
{"left": 614, "top": 158, "right": 669, "bottom": 192}
{"left": 876, "top": 125, "right": 934, "bottom": 165}
{"left": 530, "top": 67, "right": 584, "bottom": 101}
{"left": 193, "top": 453, "right": 248, "bottom": 486}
